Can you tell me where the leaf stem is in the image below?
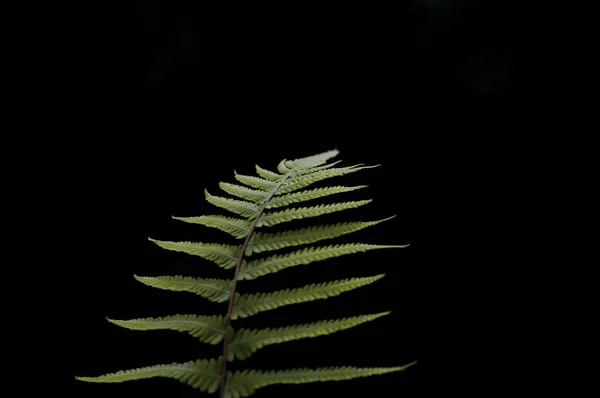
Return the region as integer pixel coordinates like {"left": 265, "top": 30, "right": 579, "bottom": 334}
{"left": 219, "top": 172, "right": 292, "bottom": 398}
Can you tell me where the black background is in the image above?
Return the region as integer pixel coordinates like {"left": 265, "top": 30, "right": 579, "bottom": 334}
{"left": 65, "top": 1, "right": 526, "bottom": 396}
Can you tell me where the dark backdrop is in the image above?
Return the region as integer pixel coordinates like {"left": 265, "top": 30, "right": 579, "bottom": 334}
{"left": 67, "top": 1, "right": 524, "bottom": 396}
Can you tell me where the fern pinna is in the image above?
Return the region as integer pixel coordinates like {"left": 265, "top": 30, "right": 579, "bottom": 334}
{"left": 76, "top": 149, "right": 416, "bottom": 397}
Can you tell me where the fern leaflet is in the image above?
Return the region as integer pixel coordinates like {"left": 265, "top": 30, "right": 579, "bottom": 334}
{"left": 239, "top": 243, "right": 405, "bottom": 280}
{"left": 171, "top": 215, "right": 250, "bottom": 239}
{"left": 148, "top": 239, "right": 240, "bottom": 269}
{"left": 225, "top": 362, "right": 417, "bottom": 398}
{"left": 256, "top": 200, "right": 372, "bottom": 227}
{"left": 134, "top": 275, "right": 232, "bottom": 303}
{"left": 108, "top": 315, "right": 227, "bottom": 344}
{"left": 231, "top": 274, "right": 386, "bottom": 319}
{"left": 266, "top": 185, "right": 366, "bottom": 209}
{"left": 205, "top": 190, "right": 260, "bottom": 218}
{"left": 76, "top": 358, "right": 222, "bottom": 393}
{"left": 246, "top": 217, "right": 395, "bottom": 255}
{"left": 228, "top": 312, "right": 390, "bottom": 360}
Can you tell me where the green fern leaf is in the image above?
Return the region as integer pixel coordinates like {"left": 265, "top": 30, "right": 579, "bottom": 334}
{"left": 231, "top": 274, "right": 385, "bottom": 319}
{"left": 255, "top": 165, "right": 282, "bottom": 181}
{"left": 246, "top": 217, "right": 395, "bottom": 255}
{"left": 225, "top": 362, "right": 417, "bottom": 398}
{"left": 205, "top": 190, "right": 260, "bottom": 218}
{"left": 219, "top": 182, "right": 269, "bottom": 202}
{"left": 239, "top": 244, "right": 404, "bottom": 280}
{"left": 134, "top": 275, "right": 232, "bottom": 303}
{"left": 149, "top": 239, "right": 240, "bottom": 269}
{"left": 234, "top": 172, "right": 279, "bottom": 191}
{"left": 171, "top": 215, "right": 250, "bottom": 239}
{"left": 228, "top": 312, "right": 390, "bottom": 361}
{"left": 256, "top": 200, "right": 372, "bottom": 227}
{"left": 78, "top": 149, "right": 416, "bottom": 397}
{"left": 278, "top": 165, "right": 378, "bottom": 195}
{"left": 107, "top": 315, "right": 227, "bottom": 344}
{"left": 76, "top": 358, "right": 222, "bottom": 393}
{"left": 266, "top": 185, "right": 366, "bottom": 209}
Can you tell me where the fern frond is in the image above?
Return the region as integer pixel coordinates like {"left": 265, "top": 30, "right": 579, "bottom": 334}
{"left": 107, "top": 315, "right": 227, "bottom": 344}
{"left": 267, "top": 185, "right": 366, "bottom": 209}
{"left": 255, "top": 165, "right": 282, "bottom": 181}
{"left": 246, "top": 217, "right": 395, "bottom": 255}
{"left": 239, "top": 244, "right": 403, "bottom": 280}
{"left": 76, "top": 358, "right": 222, "bottom": 394}
{"left": 148, "top": 239, "right": 240, "bottom": 269}
{"left": 172, "top": 215, "right": 250, "bottom": 239}
{"left": 205, "top": 190, "right": 260, "bottom": 219}
{"left": 79, "top": 149, "right": 416, "bottom": 397}
{"left": 232, "top": 274, "right": 385, "bottom": 319}
{"left": 225, "top": 362, "right": 417, "bottom": 398}
{"left": 234, "top": 172, "right": 279, "bottom": 191}
{"left": 228, "top": 312, "right": 390, "bottom": 361}
{"left": 134, "top": 275, "right": 232, "bottom": 303}
{"left": 278, "top": 165, "right": 378, "bottom": 195}
{"left": 256, "top": 200, "right": 372, "bottom": 228}
{"left": 219, "top": 182, "right": 269, "bottom": 203}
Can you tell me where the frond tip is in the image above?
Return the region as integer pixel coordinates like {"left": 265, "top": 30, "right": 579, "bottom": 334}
{"left": 277, "top": 149, "right": 340, "bottom": 173}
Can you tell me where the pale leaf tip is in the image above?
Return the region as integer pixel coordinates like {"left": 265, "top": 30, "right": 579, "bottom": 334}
{"left": 390, "top": 244, "right": 410, "bottom": 249}
{"left": 376, "top": 215, "right": 396, "bottom": 223}
{"left": 404, "top": 360, "right": 418, "bottom": 369}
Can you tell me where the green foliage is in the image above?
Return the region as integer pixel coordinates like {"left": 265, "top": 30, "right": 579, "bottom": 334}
{"left": 76, "top": 149, "right": 415, "bottom": 397}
